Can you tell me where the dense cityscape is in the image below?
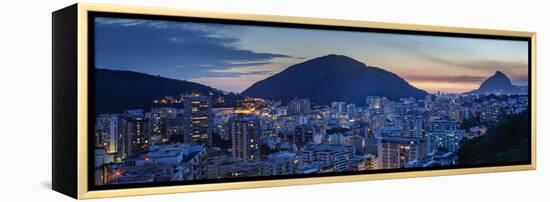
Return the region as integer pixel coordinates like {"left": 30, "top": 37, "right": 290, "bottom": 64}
{"left": 92, "top": 17, "right": 529, "bottom": 186}
{"left": 94, "top": 91, "right": 528, "bottom": 185}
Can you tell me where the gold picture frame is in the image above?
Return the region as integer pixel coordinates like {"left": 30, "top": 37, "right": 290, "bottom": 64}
{"left": 52, "top": 3, "right": 536, "bottom": 199}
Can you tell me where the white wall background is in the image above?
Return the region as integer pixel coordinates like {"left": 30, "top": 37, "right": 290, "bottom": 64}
{"left": 0, "top": 0, "right": 547, "bottom": 201}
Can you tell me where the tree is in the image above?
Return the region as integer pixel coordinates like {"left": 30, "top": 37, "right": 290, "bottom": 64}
{"left": 458, "top": 110, "right": 530, "bottom": 165}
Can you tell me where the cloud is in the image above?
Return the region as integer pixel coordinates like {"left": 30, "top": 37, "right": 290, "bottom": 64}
{"left": 405, "top": 75, "right": 487, "bottom": 83}
{"left": 95, "top": 18, "right": 148, "bottom": 27}
{"left": 410, "top": 51, "right": 529, "bottom": 82}
{"left": 94, "top": 17, "right": 292, "bottom": 80}
{"left": 210, "top": 70, "right": 274, "bottom": 77}
{"left": 173, "top": 61, "right": 272, "bottom": 70}
{"left": 381, "top": 38, "right": 528, "bottom": 75}
{"left": 416, "top": 52, "right": 528, "bottom": 72}
{"left": 205, "top": 64, "right": 276, "bottom": 78}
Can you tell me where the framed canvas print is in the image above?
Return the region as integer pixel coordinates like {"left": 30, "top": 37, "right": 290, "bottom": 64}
{"left": 52, "top": 3, "right": 536, "bottom": 199}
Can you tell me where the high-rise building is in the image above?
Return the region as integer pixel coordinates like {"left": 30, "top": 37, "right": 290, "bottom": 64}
{"left": 366, "top": 96, "right": 382, "bottom": 109}
{"left": 125, "top": 117, "right": 149, "bottom": 156}
{"left": 427, "top": 119, "right": 464, "bottom": 153}
{"left": 230, "top": 115, "right": 260, "bottom": 161}
{"left": 292, "top": 125, "right": 314, "bottom": 149}
{"left": 424, "top": 94, "right": 433, "bottom": 109}
{"left": 378, "top": 136, "right": 425, "bottom": 169}
{"left": 449, "top": 108, "right": 465, "bottom": 124}
{"left": 95, "top": 114, "right": 124, "bottom": 154}
{"left": 165, "top": 116, "right": 186, "bottom": 143}
{"left": 147, "top": 107, "right": 177, "bottom": 143}
{"left": 427, "top": 130, "right": 464, "bottom": 153}
{"left": 183, "top": 95, "right": 213, "bottom": 145}
{"left": 346, "top": 103, "right": 356, "bottom": 114}
{"left": 331, "top": 101, "right": 347, "bottom": 114}
{"left": 394, "top": 116, "right": 423, "bottom": 137}
{"left": 288, "top": 98, "right": 311, "bottom": 115}
{"left": 427, "top": 119, "right": 458, "bottom": 131}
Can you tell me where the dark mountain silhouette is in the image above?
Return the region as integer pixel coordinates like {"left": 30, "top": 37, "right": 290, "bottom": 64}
{"left": 94, "top": 68, "right": 241, "bottom": 114}
{"left": 467, "top": 71, "right": 526, "bottom": 95}
{"left": 241, "top": 54, "right": 428, "bottom": 105}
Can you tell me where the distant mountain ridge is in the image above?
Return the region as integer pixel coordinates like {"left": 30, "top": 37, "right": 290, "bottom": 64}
{"left": 467, "top": 71, "right": 527, "bottom": 95}
{"left": 94, "top": 68, "right": 241, "bottom": 114}
{"left": 241, "top": 54, "right": 428, "bottom": 105}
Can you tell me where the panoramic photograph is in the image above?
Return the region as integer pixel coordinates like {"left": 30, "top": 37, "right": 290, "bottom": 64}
{"left": 92, "top": 16, "right": 530, "bottom": 186}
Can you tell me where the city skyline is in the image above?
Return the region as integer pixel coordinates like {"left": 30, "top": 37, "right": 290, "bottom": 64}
{"left": 95, "top": 17, "right": 529, "bottom": 94}
{"left": 94, "top": 92, "right": 530, "bottom": 186}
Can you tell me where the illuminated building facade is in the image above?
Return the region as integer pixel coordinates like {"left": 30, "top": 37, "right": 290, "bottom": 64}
{"left": 377, "top": 136, "right": 425, "bottom": 169}
{"left": 183, "top": 95, "right": 213, "bottom": 145}
{"left": 230, "top": 115, "right": 261, "bottom": 161}
{"left": 288, "top": 98, "right": 311, "bottom": 115}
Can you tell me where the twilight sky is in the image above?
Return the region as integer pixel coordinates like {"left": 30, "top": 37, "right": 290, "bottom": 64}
{"left": 95, "top": 17, "right": 528, "bottom": 93}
